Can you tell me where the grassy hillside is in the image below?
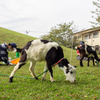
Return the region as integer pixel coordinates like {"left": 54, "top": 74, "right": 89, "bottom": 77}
{"left": 0, "top": 27, "right": 36, "bottom": 47}
{"left": 0, "top": 27, "right": 100, "bottom": 100}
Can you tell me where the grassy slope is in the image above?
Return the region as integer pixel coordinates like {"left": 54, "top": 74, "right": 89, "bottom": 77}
{"left": 0, "top": 27, "right": 36, "bottom": 47}
{"left": 0, "top": 27, "right": 100, "bottom": 100}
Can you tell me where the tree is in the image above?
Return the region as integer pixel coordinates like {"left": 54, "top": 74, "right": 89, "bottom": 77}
{"left": 41, "top": 22, "right": 74, "bottom": 47}
{"left": 90, "top": 0, "right": 100, "bottom": 27}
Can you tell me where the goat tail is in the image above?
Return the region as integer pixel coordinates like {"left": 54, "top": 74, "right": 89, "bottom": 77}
{"left": 94, "top": 51, "right": 100, "bottom": 61}
{"left": 14, "top": 48, "right": 22, "bottom": 53}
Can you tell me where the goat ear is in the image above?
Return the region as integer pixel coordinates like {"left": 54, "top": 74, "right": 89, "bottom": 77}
{"left": 74, "top": 66, "right": 77, "bottom": 68}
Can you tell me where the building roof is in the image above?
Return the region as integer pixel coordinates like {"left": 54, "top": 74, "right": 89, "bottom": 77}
{"left": 73, "top": 27, "right": 100, "bottom": 35}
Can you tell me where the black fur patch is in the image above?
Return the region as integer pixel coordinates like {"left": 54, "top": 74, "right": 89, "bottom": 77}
{"left": 18, "top": 63, "right": 26, "bottom": 69}
{"left": 66, "top": 69, "right": 69, "bottom": 73}
{"left": 16, "top": 48, "right": 22, "bottom": 53}
{"left": 22, "top": 40, "right": 33, "bottom": 50}
{"left": 41, "top": 40, "right": 52, "bottom": 44}
{"left": 35, "top": 77, "right": 38, "bottom": 80}
{"left": 70, "top": 71, "right": 73, "bottom": 74}
{"left": 9, "top": 76, "right": 13, "bottom": 82}
{"left": 45, "top": 46, "right": 64, "bottom": 65}
{"left": 45, "top": 47, "right": 57, "bottom": 65}
{"left": 45, "top": 46, "right": 64, "bottom": 78}
{"left": 58, "top": 58, "right": 69, "bottom": 68}
{"left": 19, "top": 50, "right": 27, "bottom": 62}
{"left": 18, "top": 50, "right": 27, "bottom": 69}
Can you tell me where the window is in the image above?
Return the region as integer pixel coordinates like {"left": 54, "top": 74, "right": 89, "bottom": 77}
{"left": 93, "top": 32, "right": 99, "bottom": 38}
{"left": 85, "top": 35, "right": 89, "bottom": 39}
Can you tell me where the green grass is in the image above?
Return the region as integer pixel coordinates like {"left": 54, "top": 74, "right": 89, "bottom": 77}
{"left": 0, "top": 27, "right": 100, "bottom": 100}
{"left": 0, "top": 27, "right": 36, "bottom": 47}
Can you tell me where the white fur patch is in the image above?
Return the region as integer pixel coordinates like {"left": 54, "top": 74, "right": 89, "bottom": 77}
{"left": 68, "top": 64, "right": 76, "bottom": 70}
{"left": 91, "top": 47, "right": 95, "bottom": 51}
{"left": 59, "top": 64, "right": 76, "bottom": 83}
{"left": 25, "top": 39, "right": 59, "bottom": 61}
{"left": 13, "top": 48, "right": 17, "bottom": 52}
{"left": 68, "top": 64, "right": 73, "bottom": 68}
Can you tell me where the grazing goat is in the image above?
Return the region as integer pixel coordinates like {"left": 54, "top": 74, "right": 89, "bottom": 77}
{"left": 9, "top": 39, "right": 76, "bottom": 83}
{"left": 78, "top": 45, "right": 100, "bottom": 67}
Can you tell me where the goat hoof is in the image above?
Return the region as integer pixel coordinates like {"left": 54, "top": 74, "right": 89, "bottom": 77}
{"left": 51, "top": 80, "right": 55, "bottom": 82}
{"left": 80, "top": 65, "right": 83, "bottom": 67}
{"left": 35, "top": 77, "right": 38, "bottom": 80}
{"left": 9, "top": 77, "right": 13, "bottom": 82}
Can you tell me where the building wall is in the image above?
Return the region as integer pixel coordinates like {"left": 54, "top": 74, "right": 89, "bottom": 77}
{"left": 84, "top": 31, "right": 100, "bottom": 46}
{"left": 73, "top": 29, "right": 100, "bottom": 46}
{"left": 93, "top": 34, "right": 100, "bottom": 46}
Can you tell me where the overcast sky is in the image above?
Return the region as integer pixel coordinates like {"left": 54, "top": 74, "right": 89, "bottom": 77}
{"left": 0, "top": 0, "right": 98, "bottom": 38}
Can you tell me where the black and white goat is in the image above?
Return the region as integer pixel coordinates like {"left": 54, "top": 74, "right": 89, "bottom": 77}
{"left": 9, "top": 39, "right": 76, "bottom": 83}
{"left": 78, "top": 45, "right": 100, "bottom": 67}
